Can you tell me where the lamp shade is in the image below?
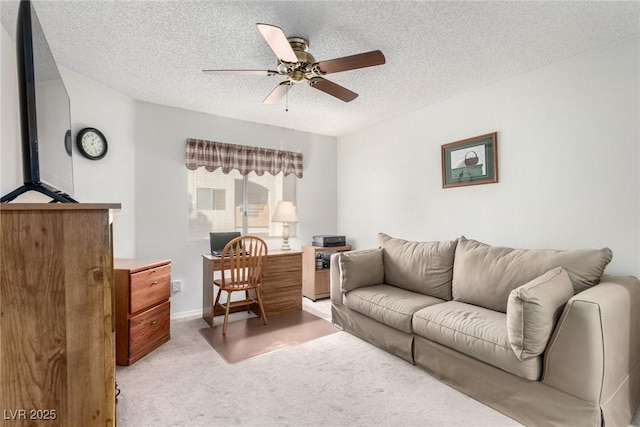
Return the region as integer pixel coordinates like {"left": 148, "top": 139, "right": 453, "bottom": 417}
{"left": 272, "top": 201, "right": 298, "bottom": 223}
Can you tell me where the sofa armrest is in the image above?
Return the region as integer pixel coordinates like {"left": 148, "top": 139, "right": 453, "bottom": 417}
{"left": 330, "top": 252, "right": 344, "bottom": 304}
{"left": 542, "top": 275, "right": 640, "bottom": 404}
{"left": 330, "top": 248, "right": 384, "bottom": 304}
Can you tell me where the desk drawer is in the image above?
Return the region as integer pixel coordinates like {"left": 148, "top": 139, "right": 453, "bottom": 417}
{"left": 262, "top": 284, "right": 302, "bottom": 315}
{"left": 130, "top": 270, "right": 171, "bottom": 314}
{"left": 263, "top": 257, "right": 301, "bottom": 286}
{"left": 129, "top": 301, "right": 170, "bottom": 360}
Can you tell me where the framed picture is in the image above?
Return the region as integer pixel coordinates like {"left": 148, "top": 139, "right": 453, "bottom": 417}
{"left": 441, "top": 132, "right": 498, "bottom": 188}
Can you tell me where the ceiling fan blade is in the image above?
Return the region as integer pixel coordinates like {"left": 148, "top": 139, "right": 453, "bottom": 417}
{"left": 308, "top": 77, "right": 358, "bottom": 102}
{"left": 316, "top": 50, "right": 386, "bottom": 74}
{"left": 263, "top": 81, "right": 292, "bottom": 105}
{"left": 256, "top": 23, "right": 298, "bottom": 63}
{"left": 202, "top": 69, "right": 279, "bottom": 76}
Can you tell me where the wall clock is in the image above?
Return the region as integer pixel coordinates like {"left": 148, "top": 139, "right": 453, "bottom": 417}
{"left": 76, "top": 127, "right": 108, "bottom": 160}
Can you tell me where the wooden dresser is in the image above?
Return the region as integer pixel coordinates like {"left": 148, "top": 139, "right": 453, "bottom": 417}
{"left": 0, "top": 203, "right": 120, "bottom": 426}
{"left": 114, "top": 258, "right": 171, "bottom": 366}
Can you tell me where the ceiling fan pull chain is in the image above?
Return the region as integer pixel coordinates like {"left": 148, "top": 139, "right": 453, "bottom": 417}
{"left": 285, "top": 86, "right": 289, "bottom": 112}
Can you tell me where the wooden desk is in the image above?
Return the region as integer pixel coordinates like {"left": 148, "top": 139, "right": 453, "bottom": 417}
{"left": 202, "top": 250, "right": 303, "bottom": 327}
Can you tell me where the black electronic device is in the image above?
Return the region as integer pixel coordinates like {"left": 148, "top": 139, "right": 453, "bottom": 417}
{"left": 1, "top": 0, "right": 76, "bottom": 203}
{"left": 312, "top": 235, "right": 346, "bottom": 247}
{"left": 209, "top": 231, "right": 241, "bottom": 257}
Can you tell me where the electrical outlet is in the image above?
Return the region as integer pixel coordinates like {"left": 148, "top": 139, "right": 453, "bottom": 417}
{"left": 171, "top": 280, "right": 183, "bottom": 293}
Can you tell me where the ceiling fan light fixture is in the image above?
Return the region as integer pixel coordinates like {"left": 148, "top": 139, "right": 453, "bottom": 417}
{"left": 204, "top": 23, "right": 385, "bottom": 104}
{"left": 288, "top": 70, "right": 305, "bottom": 83}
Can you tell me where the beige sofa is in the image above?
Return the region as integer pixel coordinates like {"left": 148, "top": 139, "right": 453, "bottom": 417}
{"left": 330, "top": 233, "right": 640, "bottom": 426}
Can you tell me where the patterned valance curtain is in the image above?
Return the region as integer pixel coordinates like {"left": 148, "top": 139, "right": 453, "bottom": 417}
{"left": 185, "top": 138, "right": 303, "bottom": 178}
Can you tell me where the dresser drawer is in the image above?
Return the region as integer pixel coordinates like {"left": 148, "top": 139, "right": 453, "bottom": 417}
{"left": 130, "top": 264, "right": 171, "bottom": 284}
{"left": 129, "top": 301, "right": 170, "bottom": 360}
{"left": 115, "top": 259, "right": 172, "bottom": 366}
{"left": 130, "top": 268, "right": 171, "bottom": 314}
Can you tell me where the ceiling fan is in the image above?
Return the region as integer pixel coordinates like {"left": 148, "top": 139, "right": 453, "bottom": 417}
{"left": 203, "top": 23, "right": 386, "bottom": 104}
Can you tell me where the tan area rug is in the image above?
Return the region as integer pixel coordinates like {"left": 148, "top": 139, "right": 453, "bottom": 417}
{"left": 199, "top": 310, "right": 338, "bottom": 363}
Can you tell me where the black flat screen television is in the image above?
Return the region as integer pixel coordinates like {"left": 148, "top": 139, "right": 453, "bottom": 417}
{"left": 1, "top": 0, "right": 76, "bottom": 203}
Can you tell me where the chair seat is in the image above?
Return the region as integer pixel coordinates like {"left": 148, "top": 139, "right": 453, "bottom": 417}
{"left": 214, "top": 279, "right": 256, "bottom": 290}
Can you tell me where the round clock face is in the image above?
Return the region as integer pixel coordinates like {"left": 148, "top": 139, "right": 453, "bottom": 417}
{"left": 77, "top": 128, "right": 108, "bottom": 160}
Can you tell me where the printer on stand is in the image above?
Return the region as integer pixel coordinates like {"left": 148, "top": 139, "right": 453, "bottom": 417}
{"left": 312, "top": 235, "right": 346, "bottom": 247}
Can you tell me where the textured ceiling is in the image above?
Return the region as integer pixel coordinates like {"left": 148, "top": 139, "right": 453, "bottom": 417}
{"left": 2, "top": 1, "right": 639, "bottom": 137}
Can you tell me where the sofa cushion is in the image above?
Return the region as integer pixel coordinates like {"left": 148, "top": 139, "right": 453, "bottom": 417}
{"left": 452, "top": 237, "right": 612, "bottom": 312}
{"left": 343, "top": 284, "right": 443, "bottom": 333}
{"left": 413, "top": 301, "right": 542, "bottom": 380}
{"left": 339, "top": 248, "right": 384, "bottom": 293}
{"left": 377, "top": 233, "right": 456, "bottom": 300}
{"left": 507, "top": 266, "right": 574, "bottom": 360}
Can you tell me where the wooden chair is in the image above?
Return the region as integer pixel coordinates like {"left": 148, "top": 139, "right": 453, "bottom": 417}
{"left": 212, "top": 235, "right": 268, "bottom": 335}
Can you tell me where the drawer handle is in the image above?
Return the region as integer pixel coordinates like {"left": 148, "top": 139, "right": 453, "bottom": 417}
{"left": 151, "top": 269, "right": 156, "bottom": 274}
{"left": 151, "top": 320, "right": 157, "bottom": 326}
{"left": 151, "top": 280, "right": 158, "bottom": 286}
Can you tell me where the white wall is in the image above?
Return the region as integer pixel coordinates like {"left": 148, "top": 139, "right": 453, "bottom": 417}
{"left": 337, "top": 37, "right": 640, "bottom": 277}
{"left": 2, "top": 24, "right": 338, "bottom": 316}
{"left": 1, "top": 25, "right": 137, "bottom": 256}
{"left": 134, "top": 102, "right": 337, "bottom": 315}
{"left": 7, "top": 14, "right": 636, "bottom": 314}
{"left": 1, "top": 25, "right": 22, "bottom": 194}
{"left": 61, "top": 69, "right": 137, "bottom": 257}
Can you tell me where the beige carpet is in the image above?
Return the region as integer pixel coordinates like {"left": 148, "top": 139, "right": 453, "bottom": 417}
{"left": 199, "top": 310, "right": 338, "bottom": 363}
{"left": 115, "top": 299, "right": 640, "bottom": 426}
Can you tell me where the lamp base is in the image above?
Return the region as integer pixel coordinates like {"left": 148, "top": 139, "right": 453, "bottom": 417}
{"left": 281, "top": 222, "right": 291, "bottom": 251}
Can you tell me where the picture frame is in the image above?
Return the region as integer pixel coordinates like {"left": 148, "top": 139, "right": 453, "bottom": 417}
{"left": 441, "top": 132, "right": 498, "bottom": 188}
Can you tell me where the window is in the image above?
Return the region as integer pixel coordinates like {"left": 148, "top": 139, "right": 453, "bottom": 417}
{"left": 185, "top": 138, "right": 302, "bottom": 241}
{"left": 188, "top": 168, "right": 297, "bottom": 241}
{"left": 196, "top": 188, "right": 225, "bottom": 211}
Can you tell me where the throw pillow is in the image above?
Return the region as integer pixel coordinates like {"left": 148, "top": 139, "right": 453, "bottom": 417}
{"left": 340, "top": 248, "right": 384, "bottom": 293}
{"left": 507, "top": 266, "right": 574, "bottom": 360}
{"left": 377, "top": 233, "right": 456, "bottom": 300}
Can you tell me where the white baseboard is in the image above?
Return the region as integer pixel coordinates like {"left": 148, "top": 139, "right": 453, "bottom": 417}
{"left": 171, "top": 308, "right": 203, "bottom": 320}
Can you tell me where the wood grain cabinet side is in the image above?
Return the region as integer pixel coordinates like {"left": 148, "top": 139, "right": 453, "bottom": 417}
{"left": 0, "top": 203, "right": 120, "bottom": 427}
{"left": 302, "top": 245, "right": 351, "bottom": 301}
{"left": 115, "top": 259, "right": 171, "bottom": 366}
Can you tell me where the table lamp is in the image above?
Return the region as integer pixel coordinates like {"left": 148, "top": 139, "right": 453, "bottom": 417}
{"left": 272, "top": 201, "right": 298, "bottom": 251}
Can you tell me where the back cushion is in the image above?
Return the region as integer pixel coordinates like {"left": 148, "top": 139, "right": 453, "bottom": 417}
{"left": 452, "top": 237, "right": 613, "bottom": 312}
{"left": 377, "top": 233, "right": 457, "bottom": 300}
